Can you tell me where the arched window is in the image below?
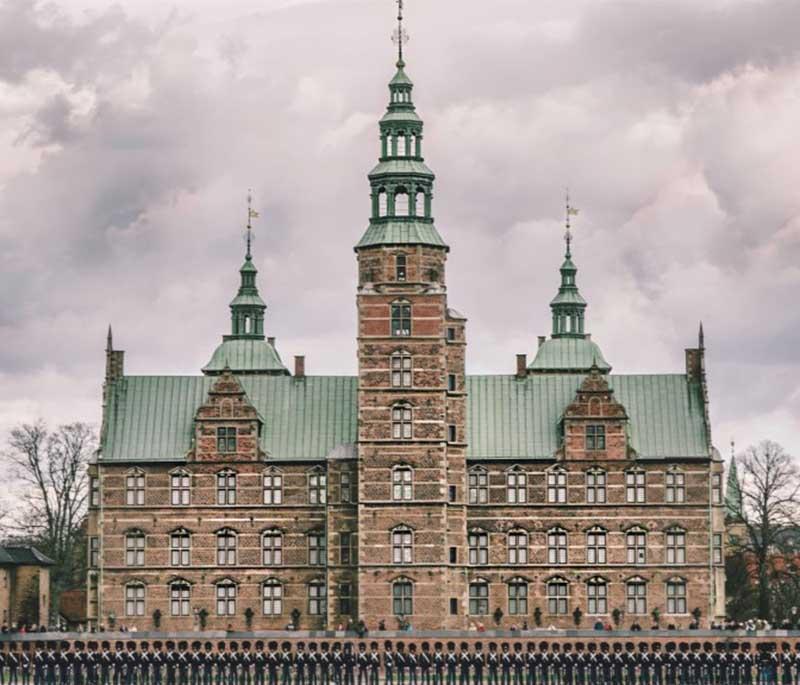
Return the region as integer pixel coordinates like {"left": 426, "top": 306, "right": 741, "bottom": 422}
{"left": 262, "top": 529, "right": 283, "bottom": 566}
{"left": 506, "top": 466, "right": 527, "bottom": 504}
{"left": 216, "top": 580, "right": 237, "bottom": 616}
{"left": 468, "top": 466, "right": 488, "bottom": 504}
{"left": 665, "top": 578, "right": 687, "bottom": 614}
{"left": 547, "top": 528, "right": 567, "bottom": 565}
{"left": 392, "top": 465, "right": 413, "bottom": 500}
{"left": 391, "top": 404, "right": 413, "bottom": 441}
{"left": 392, "top": 578, "right": 413, "bottom": 616}
{"left": 626, "top": 527, "right": 647, "bottom": 564}
{"left": 586, "top": 578, "right": 607, "bottom": 615}
{"left": 125, "top": 469, "right": 145, "bottom": 506}
{"left": 395, "top": 253, "right": 407, "bottom": 281}
{"left": 169, "top": 529, "right": 191, "bottom": 567}
{"left": 125, "top": 530, "right": 145, "bottom": 567}
{"left": 263, "top": 467, "right": 283, "bottom": 505}
{"left": 308, "top": 467, "right": 327, "bottom": 504}
{"left": 665, "top": 527, "right": 686, "bottom": 564}
{"left": 169, "top": 581, "right": 190, "bottom": 617}
{"left": 626, "top": 469, "right": 646, "bottom": 503}
{"left": 547, "top": 468, "right": 567, "bottom": 503}
{"left": 391, "top": 351, "right": 412, "bottom": 388}
{"left": 216, "top": 529, "right": 237, "bottom": 566}
{"left": 170, "top": 469, "right": 190, "bottom": 506}
{"left": 507, "top": 578, "right": 528, "bottom": 615}
{"left": 391, "top": 300, "right": 412, "bottom": 337}
{"left": 263, "top": 579, "right": 283, "bottom": 616}
{"left": 586, "top": 527, "right": 607, "bottom": 564}
{"left": 666, "top": 467, "right": 686, "bottom": 503}
{"left": 124, "top": 582, "right": 145, "bottom": 617}
{"left": 626, "top": 577, "right": 647, "bottom": 615}
{"left": 507, "top": 530, "right": 528, "bottom": 564}
{"left": 586, "top": 469, "right": 606, "bottom": 504}
{"left": 415, "top": 189, "right": 426, "bottom": 218}
{"left": 396, "top": 133, "right": 407, "bottom": 157}
{"left": 395, "top": 189, "right": 410, "bottom": 216}
{"left": 546, "top": 578, "right": 569, "bottom": 615}
{"left": 468, "top": 530, "right": 489, "bottom": 566}
{"left": 469, "top": 580, "right": 489, "bottom": 615}
{"left": 308, "top": 581, "right": 326, "bottom": 616}
{"left": 378, "top": 188, "right": 388, "bottom": 217}
{"left": 392, "top": 527, "right": 413, "bottom": 564}
{"left": 216, "top": 469, "right": 237, "bottom": 505}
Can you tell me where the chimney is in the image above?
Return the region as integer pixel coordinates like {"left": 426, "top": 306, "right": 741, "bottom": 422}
{"left": 538, "top": 336, "right": 546, "bottom": 348}
{"left": 685, "top": 348, "right": 702, "bottom": 383}
{"left": 267, "top": 336, "right": 276, "bottom": 347}
{"left": 295, "top": 355, "right": 306, "bottom": 379}
{"left": 516, "top": 354, "right": 527, "bottom": 379}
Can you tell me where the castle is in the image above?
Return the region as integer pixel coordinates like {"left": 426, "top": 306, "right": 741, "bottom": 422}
{"left": 86, "top": 16, "right": 726, "bottom": 631}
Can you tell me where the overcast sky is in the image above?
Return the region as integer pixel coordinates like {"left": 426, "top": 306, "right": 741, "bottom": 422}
{"left": 0, "top": 0, "right": 798, "bottom": 476}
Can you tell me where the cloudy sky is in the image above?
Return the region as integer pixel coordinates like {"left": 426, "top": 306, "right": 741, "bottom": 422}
{"left": 0, "top": 0, "right": 798, "bottom": 473}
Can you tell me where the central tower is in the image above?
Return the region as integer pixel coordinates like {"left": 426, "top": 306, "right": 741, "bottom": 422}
{"left": 355, "top": 3, "right": 468, "bottom": 629}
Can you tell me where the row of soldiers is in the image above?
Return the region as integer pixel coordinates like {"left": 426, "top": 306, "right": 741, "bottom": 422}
{"left": 0, "top": 639, "right": 798, "bottom": 685}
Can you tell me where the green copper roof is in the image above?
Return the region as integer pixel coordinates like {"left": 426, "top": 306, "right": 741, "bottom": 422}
{"left": 380, "top": 110, "right": 422, "bottom": 124}
{"left": 390, "top": 65, "right": 413, "bottom": 86}
{"left": 203, "top": 338, "right": 290, "bottom": 375}
{"left": 0, "top": 546, "right": 55, "bottom": 566}
{"left": 467, "top": 374, "right": 709, "bottom": 460}
{"left": 369, "top": 159, "right": 434, "bottom": 177}
{"left": 529, "top": 337, "right": 611, "bottom": 372}
{"left": 229, "top": 293, "right": 267, "bottom": 308}
{"left": 356, "top": 220, "right": 448, "bottom": 250}
{"left": 725, "top": 456, "right": 743, "bottom": 520}
{"left": 550, "top": 289, "right": 587, "bottom": 306}
{"left": 102, "top": 369, "right": 708, "bottom": 464}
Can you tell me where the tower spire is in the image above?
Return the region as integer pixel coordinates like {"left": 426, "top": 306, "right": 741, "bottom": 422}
{"left": 550, "top": 193, "right": 586, "bottom": 338}
{"left": 246, "top": 189, "right": 258, "bottom": 261}
{"left": 392, "top": 0, "right": 409, "bottom": 67}
{"left": 565, "top": 189, "right": 579, "bottom": 259}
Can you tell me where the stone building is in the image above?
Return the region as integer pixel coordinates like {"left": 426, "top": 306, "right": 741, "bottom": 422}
{"left": 86, "top": 38, "right": 726, "bottom": 631}
{"left": 0, "top": 546, "right": 53, "bottom": 627}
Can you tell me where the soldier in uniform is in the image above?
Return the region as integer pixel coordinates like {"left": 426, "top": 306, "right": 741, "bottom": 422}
{"left": 74, "top": 642, "right": 86, "bottom": 685}
{"left": 638, "top": 643, "right": 651, "bottom": 685}
{"left": 178, "top": 643, "right": 192, "bottom": 685}
{"left": 20, "top": 644, "right": 32, "bottom": 685}
{"left": 320, "top": 644, "right": 331, "bottom": 685}
{"left": 485, "top": 645, "right": 497, "bottom": 685}
{"left": 406, "top": 645, "right": 417, "bottom": 685}
{"left": 623, "top": 643, "right": 636, "bottom": 685}
{"left": 742, "top": 645, "right": 754, "bottom": 685}
{"left": 499, "top": 646, "right": 511, "bottom": 685}
{"left": 368, "top": 644, "right": 381, "bottom": 685}
{"left": 588, "top": 644, "right": 599, "bottom": 685}
{"left": 574, "top": 644, "right": 586, "bottom": 685}
{"left": 420, "top": 644, "right": 431, "bottom": 685}
{"left": 446, "top": 645, "right": 458, "bottom": 685}
{"left": 778, "top": 644, "right": 793, "bottom": 685}
{"left": 562, "top": 645, "right": 575, "bottom": 685}
{"left": 151, "top": 642, "right": 165, "bottom": 685}
{"left": 384, "top": 643, "right": 395, "bottom": 685}
{"left": 266, "top": 643, "right": 278, "bottom": 685}
{"left": 356, "top": 646, "right": 368, "bottom": 685}
{"left": 598, "top": 644, "right": 610, "bottom": 685}
{"left": 307, "top": 644, "right": 319, "bottom": 685}
{"left": 458, "top": 644, "right": 471, "bottom": 685}
{"left": 282, "top": 643, "right": 294, "bottom": 685}
{"left": 45, "top": 643, "right": 57, "bottom": 685}
{"left": 432, "top": 644, "right": 445, "bottom": 685}
{"left": 512, "top": 646, "right": 524, "bottom": 685}
{"left": 611, "top": 644, "right": 623, "bottom": 685}
{"left": 473, "top": 643, "right": 484, "bottom": 685}
{"left": 7, "top": 642, "right": 20, "bottom": 685}
{"left": 202, "top": 644, "right": 213, "bottom": 685}
{"left": 664, "top": 643, "right": 677, "bottom": 685}
{"left": 396, "top": 643, "right": 407, "bottom": 685}
{"left": 331, "top": 644, "right": 342, "bottom": 685}
{"left": 296, "top": 644, "right": 308, "bottom": 685}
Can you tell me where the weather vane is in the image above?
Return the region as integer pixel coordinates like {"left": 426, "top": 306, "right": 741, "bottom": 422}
{"left": 245, "top": 189, "right": 259, "bottom": 259}
{"left": 565, "top": 189, "right": 579, "bottom": 257}
{"left": 391, "top": 0, "right": 409, "bottom": 65}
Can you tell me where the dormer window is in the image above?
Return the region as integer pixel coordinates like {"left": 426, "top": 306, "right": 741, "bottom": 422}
{"left": 396, "top": 254, "right": 407, "bottom": 281}
{"left": 217, "top": 427, "right": 237, "bottom": 454}
{"left": 585, "top": 425, "right": 606, "bottom": 451}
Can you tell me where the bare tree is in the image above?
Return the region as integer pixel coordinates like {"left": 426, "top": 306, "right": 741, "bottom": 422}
{"left": 4, "top": 421, "right": 96, "bottom": 616}
{"left": 728, "top": 440, "right": 800, "bottom": 620}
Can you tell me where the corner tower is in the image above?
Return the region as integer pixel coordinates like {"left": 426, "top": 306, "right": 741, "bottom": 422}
{"left": 355, "top": 3, "right": 468, "bottom": 629}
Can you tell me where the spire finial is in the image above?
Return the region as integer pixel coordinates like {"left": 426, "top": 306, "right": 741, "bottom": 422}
{"left": 565, "top": 189, "right": 579, "bottom": 258}
{"left": 392, "top": 0, "right": 409, "bottom": 67}
{"left": 699, "top": 321, "right": 705, "bottom": 349}
{"left": 246, "top": 189, "right": 259, "bottom": 260}
{"left": 106, "top": 325, "right": 113, "bottom": 352}
{"left": 730, "top": 438, "right": 735, "bottom": 461}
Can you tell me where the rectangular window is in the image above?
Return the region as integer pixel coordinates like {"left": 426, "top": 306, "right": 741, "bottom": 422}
{"left": 627, "top": 582, "right": 647, "bottom": 615}
{"left": 216, "top": 471, "right": 236, "bottom": 505}
{"left": 125, "top": 585, "right": 145, "bottom": 617}
{"left": 469, "top": 470, "right": 488, "bottom": 504}
{"left": 508, "top": 582, "right": 528, "bottom": 615}
{"left": 547, "top": 582, "right": 568, "bottom": 615}
{"left": 309, "top": 583, "right": 327, "bottom": 616}
{"left": 448, "top": 425, "right": 457, "bottom": 443}
{"left": 586, "top": 530, "right": 607, "bottom": 564}
{"left": 508, "top": 531, "right": 528, "bottom": 564}
{"left": 547, "top": 470, "right": 567, "bottom": 503}
{"left": 626, "top": 531, "right": 647, "bottom": 565}
{"left": 468, "top": 532, "right": 489, "bottom": 565}
{"left": 170, "top": 472, "right": 190, "bottom": 506}
{"left": 548, "top": 530, "right": 567, "bottom": 565}
{"left": 666, "top": 580, "right": 687, "bottom": 614}
{"left": 392, "top": 467, "right": 413, "bottom": 501}
{"left": 391, "top": 353, "right": 412, "bottom": 388}
{"left": 340, "top": 472, "right": 352, "bottom": 503}
{"left": 449, "top": 598, "right": 458, "bottom": 615}
{"left": 89, "top": 536, "right": 99, "bottom": 568}
{"left": 449, "top": 547, "right": 457, "bottom": 564}
{"left": 216, "top": 427, "right": 237, "bottom": 453}
{"left": 217, "top": 532, "right": 237, "bottom": 566}
{"left": 90, "top": 477, "right": 100, "bottom": 507}
{"left": 339, "top": 583, "right": 352, "bottom": 616}
{"left": 263, "top": 471, "right": 283, "bottom": 504}
{"left": 391, "top": 303, "right": 412, "bottom": 337}
{"left": 507, "top": 471, "right": 527, "bottom": 504}
{"left": 469, "top": 583, "right": 489, "bottom": 615}
{"left": 392, "top": 405, "right": 413, "bottom": 440}
{"left": 309, "top": 471, "right": 327, "bottom": 504}
{"left": 666, "top": 471, "right": 686, "bottom": 503}
{"left": 309, "top": 532, "right": 326, "bottom": 566}
{"left": 587, "top": 582, "right": 607, "bottom": 615}
{"left": 262, "top": 532, "right": 283, "bottom": 566}
{"left": 170, "top": 532, "right": 191, "bottom": 567}
{"left": 712, "top": 473, "right": 722, "bottom": 504}
{"left": 666, "top": 530, "right": 686, "bottom": 564}
{"left": 263, "top": 582, "right": 282, "bottom": 616}
{"left": 626, "top": 471, "right": 646, "bottom": 503}
{"left": 713, "top": 533, "right": 723, "bottom": 564}
{"left": 585, "top": 425, "right": 606, "bottom": 451}
{"left": 586, "top": 471, "right": 606, "bottom": 504}
{"left": 216, "top": 583, "right": 236, "bottom": 616}
{"left": 125, "top": 472, "right": 145, "bottom": 506}
{"left": 340, "top": 532, "right": 352, "bottom": 565}
{"left": 447, "top": 374, "right": 457, "bottom": 392}
{"left": 446, "top": 327, "right": 456, "bottom": 342}
{"left": 393, "top": 581, "right": 413, "bottom": 616}
{"left": 125, "top": 534, "right": 145, "bottom": 566}
{"left": 393, "top": 530, "right": 413, "bottom": 564}
{"left": 448, "top": 485, "right": 457, "bottom": 502}
{"left": 395, "top": 254, "right": 407, "bottom": 282}
{"left": 170, "top": 584, "right": 190, "bottom": 617}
